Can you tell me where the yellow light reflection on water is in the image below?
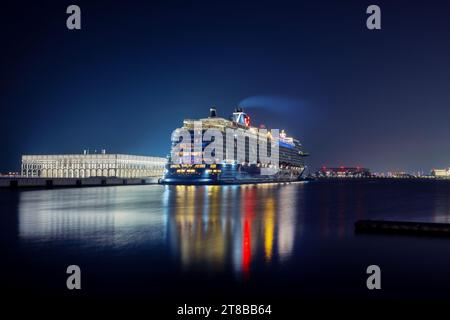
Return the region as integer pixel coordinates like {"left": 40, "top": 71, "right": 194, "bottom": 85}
{"left": 264, "top": 197, "right": 275, "bottom": 262}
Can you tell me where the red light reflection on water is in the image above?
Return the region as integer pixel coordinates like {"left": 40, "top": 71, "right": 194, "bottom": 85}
{"left": 241, "top": 187, "right": 256, "bottom": 279}
{"left": 242, "top": 220, "right": 251, "bottom": 278}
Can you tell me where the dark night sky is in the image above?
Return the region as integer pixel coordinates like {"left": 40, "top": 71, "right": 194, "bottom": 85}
{"left": 2, "top": 0, "right": 450, "bottom": 173}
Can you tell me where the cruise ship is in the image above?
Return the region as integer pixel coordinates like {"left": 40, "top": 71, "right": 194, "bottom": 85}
{"left": 160, "top": 107, "right": 308, "bottom": 184}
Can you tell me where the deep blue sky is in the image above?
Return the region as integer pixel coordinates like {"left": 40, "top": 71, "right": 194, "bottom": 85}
{"left": 2, "top": 0, "right": 450, "bottom": 173}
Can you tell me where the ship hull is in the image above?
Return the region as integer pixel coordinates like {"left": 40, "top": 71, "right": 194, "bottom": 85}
{"left": 160, "top": 163, "right": 305, "bottom": 185}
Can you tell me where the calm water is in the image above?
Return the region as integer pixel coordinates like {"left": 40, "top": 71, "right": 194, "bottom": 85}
{"left": 2, "top": 180, "right": 450, "bottom": 301}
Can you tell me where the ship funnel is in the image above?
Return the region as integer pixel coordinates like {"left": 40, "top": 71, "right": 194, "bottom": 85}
{"left": 209, "top": 107, "right": 217, "bottom": 117}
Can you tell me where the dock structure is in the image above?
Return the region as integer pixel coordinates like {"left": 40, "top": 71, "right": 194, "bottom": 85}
{"left": 0, "top": 152, "right": 167, "bottom": 189}
{"left": 0, "top": 177, "right": 160, "bottom": 188}
{"left": 21, "top": 153, "right": 166, "bottom": 179}
{"left": 21, "top": 153, "right": 166, "bottom": 178}
{"left": 355, "top": 219, "right": 450, "bottom": 237}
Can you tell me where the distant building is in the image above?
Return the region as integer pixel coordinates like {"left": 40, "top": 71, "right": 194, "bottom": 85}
{"left": 316, "top": 166, "right": 371, "bottom": 178}
{"left": 21, "top": 153, "right": 167, "bottom": 178}
{"left": 0, "top": 172, "right": 20, "bottom": 177}
{"left": 387, "top": 172, "right": 416, "bottom": 178}
{"left": 431, "top": 168, "right": 450, "bottom": 178}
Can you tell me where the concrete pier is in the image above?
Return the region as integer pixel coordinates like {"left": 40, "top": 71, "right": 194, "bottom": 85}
{"left": 0, "top": 177, "right": 160, "bottom": 189}
{"left": 355, "top": 219, "right": 450, "bottom": 237}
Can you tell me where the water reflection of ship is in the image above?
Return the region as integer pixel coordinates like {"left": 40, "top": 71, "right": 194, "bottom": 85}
{"left": 164, "top": 183, "right": 302, "bottom": 277}
{"left": 17, "top": 183, "right": 303, "bottom": 277}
